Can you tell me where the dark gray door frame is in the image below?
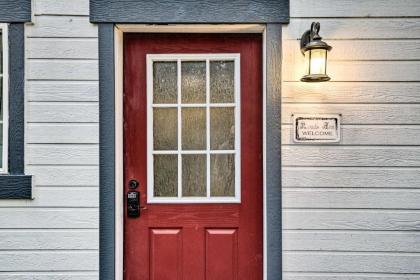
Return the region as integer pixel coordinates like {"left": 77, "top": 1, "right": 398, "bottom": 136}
{"left": 99, "top": 23, "right": 282, "bottom": 280}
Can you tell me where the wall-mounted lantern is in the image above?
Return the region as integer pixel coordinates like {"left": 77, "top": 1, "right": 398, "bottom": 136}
{"left": 300, "top": 22, "right": 332, "bottom": 82}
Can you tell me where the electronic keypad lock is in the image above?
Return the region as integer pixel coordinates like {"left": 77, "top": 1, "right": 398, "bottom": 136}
{"left": 127, "top": 191, "right": 140, "bottom": 217}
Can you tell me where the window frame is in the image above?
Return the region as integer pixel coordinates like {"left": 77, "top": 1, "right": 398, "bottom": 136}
{"left": 146, "top": 53, "right": 241, "bottom": 204}
{"left": 0, "top": 23, "right": 32, "bottom": 199}
{"left": 0, "top": 23, "right": 8, "bottom": 174}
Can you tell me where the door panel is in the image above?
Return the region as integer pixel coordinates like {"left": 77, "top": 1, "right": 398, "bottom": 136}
{"left": 124, "top": 33, "right": 262, "bottom": 280}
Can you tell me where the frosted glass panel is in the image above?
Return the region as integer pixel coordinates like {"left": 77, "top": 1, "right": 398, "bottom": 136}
{"left": 309, "top": 49, "right": 327, "bottom": 75}
{"left": 181, "top": 61, "right": 206, "bottom": 103}
{"left": 210, "top": 154, "right": 235, "bottom": 197}
{"left": 153, "top": 108, "right": 177, "bottom": 150}
{"left": 210, "top": 61, "right": 234, "bottom": 103}
{"left": 153, "top": 62, "right": 177, "bottom": 104}
{"left": 182, "top": 108, "right": 206, "bottom": 150}
{"left": 154, "top": 155, "right": 178, "bottom": 197}
{"left": 182, "top": 154, "right": 206, "bottom": 197}
{"left": 210, "top": 107, "right": 235, "bottom": 150}
{"left": 149, "top": 55, "right": 240, "bottom": 202}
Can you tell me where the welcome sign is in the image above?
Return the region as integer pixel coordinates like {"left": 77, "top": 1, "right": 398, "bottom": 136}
{"left": 293, "top": 114, "right": 341, "bottom": 143}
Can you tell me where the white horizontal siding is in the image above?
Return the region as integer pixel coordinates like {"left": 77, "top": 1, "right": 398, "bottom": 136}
{"left": 282, "top": 125, "right": 420, "bottom": 145}
{"left": 0, "top": 209, "right": 98, "bottom": 228}
{"left": 27, "top": 144, "right": 98, "bottom": 165}
{"left": 284, "top": 252, "right": 420, "bottom": 273}
{"left": 0, "top": 187, "right": 98, "bottom": 208}
{"left": 0, "top": 1, "right": 99, "bottom": 278}
{"left": 283, "top": 40, "right": 420, "bottom": 61}
{"left": 282, "top": 104, "right": 420, "bottom": 124}
{"left": 283, "top": 167, "right": 420, "bottom": 188}
{"left": 282, "top": 82, "right": 420, "bottom": 103}
{"left": 290, "top": 0, "right": 420, "bottom": 17}
{"left": 0, "top": 272, "right": 98, "bottom": 280}
{"left": 27, "top": 38, "right": 98, "bottom": 59}
{"left": 27, "top": 16, "right": 97, "bottom": 38}
{"left": 34, "top": 0, "right": 90, "bottom": 16}
{"left": 283, "top": 273, "right": 420, "bottom": 280}
{"left": 283, "top": 18, "right": 420, "bottom": 40}
{"left": 28, "top": 103, "right": 99, "bottom": 123}
{"left": 283, "top": 231, "right": 420, "bottom": 252}
{"left": 283, "top": 146, "right": 420, "bottom": 167}
{"left": 282, "top": 1, "right": 420, "bottom": 278}
{"left": 284, "top": 210, "right": 420, "bottom": 231}
{"left": 0, "top": 251, "right": 98, "bottom": 271}
{"left": 0, "top": 230, "right": 98, "bottom": 249}
{"left": 26, "top": 166, "right": 98, "bottom": 187}
{"left": 27, "top": 60, "right": 98, "bottom": 80}
{"left": 27, "top": 81, "right": 99, "bottom": 102}
{"left": 27, "top": 124, "right": 98, "bottom": 144}
{"left": 283, "top": 189, "right": 420, "bottom": 209}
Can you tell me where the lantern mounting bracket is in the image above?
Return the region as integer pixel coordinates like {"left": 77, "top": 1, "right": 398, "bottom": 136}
{"left": 300, "top": 22, "right": 331, "bottom": 55}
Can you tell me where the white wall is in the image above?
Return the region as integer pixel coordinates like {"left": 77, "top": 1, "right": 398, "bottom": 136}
{"left": 1, "top": 0, "right": 419, "bottom": 279}
{"left": 0, "top": 0, "right": 99, "bottom": 279}
{"left": 282, "top": 0, "right": 420, "bottom": 279}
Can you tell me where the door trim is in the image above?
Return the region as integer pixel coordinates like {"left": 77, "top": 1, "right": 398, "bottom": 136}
{"left": 106, "top": 23, "right": 282, "bottom": 280}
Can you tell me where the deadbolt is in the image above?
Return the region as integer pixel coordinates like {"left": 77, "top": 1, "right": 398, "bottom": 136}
{"left": 129, "top": 179, "right": 139, "bottom": 189}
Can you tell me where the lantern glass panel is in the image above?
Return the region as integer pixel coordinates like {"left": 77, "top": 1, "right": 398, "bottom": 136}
{"left": 303, "top": 50, "right": 311, "bottom": 76}
{"left": 309, "top": 49, "right": 327, "bottom": 75}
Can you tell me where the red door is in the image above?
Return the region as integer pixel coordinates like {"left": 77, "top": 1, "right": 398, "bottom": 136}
{"left": 124, "top": 33, "right": 263, "bottom": 280}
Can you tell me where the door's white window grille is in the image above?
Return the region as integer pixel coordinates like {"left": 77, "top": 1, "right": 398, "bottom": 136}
{"left": 147, "top": 54, "right": 241, "bottom": 203}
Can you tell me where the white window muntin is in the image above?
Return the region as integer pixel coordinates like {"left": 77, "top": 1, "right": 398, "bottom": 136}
{"left": 0, "top": 24, "right": 8, "bottom": 174}
{"left": 146, "top": 53, "right": 241, "bottom": 203}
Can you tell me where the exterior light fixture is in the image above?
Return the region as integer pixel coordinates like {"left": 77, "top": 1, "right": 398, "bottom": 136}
{"left": 300, "top": 22, "right": 332, "bottom": 82}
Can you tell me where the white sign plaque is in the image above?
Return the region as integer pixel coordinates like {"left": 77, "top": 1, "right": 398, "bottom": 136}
{"left": 293, "top": 114, "right": 341, "bottom": 143}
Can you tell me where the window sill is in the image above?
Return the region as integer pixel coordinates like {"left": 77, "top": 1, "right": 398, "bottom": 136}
{"left": 0, "top": 175, "right": 32, "bottom": 199}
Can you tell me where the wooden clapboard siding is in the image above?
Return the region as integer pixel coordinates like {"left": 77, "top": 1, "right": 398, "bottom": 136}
{"left": 284, "top": 252, "right": 420, "bottom": 273}
{"left": 25, "top": 166, "right": 99, "bottom": 187}
{"left": 27, "top": 124, "right": 99, "bottom": 144}
{"left": 27, "top": 60, "right": 98, "bottom": 80}
{"left": 27, "top": 38, "right": 98, "bottom": 59}
{"left": 283, "top": 189, "right": 420, "bottom": 209}
{"left": 28, "top": 103, "right": 99, "bottom": 123}
{"left": 0, "top": 272, "right": 98, "bottom": 280}
{"left": 282, "top": 125, "right": 420, "bottom": 145}
{"left": 283, "top": 273, "right": 420, "bottom": 280}
{"left": 0, "top": 1, "right": 100, "bottom": 277}
{"left": 34, "top": 0, "right": 90, "bottom": 16}
{"left": 27, "top": 144, "right": 98, "bottom": 165}
{"left": 26, "top": 16, "right": 97, "bottom": 38}
{"left": 283, "top": 61, "right": 420, "bottom": 82}
{"left": 282, "top": 82, "right": 420, "bottom": 104}
{"left": 282, "top": 104, "right": 420, "bottom": 124}
{"left": 282, "top": 167, "right": 420, "bottom": 188}
{"left": 27, "top": 81, "right": 99, "bottom": 102}
{"left": 283, "top": 230, "right": 420, "bottom": 252}
{"left": 283, "top": 18, "right": 420, "bottom": 40}
{"left": 283, "top": 40, "right": 420, "bottom": 62}
{"left": 0, "top": 187, "right": 98, "bottom": 208}
{"left": 0, "top": 230, "right": 98, "bottom": 249}
{"left": 283, "top": 146, "right": 420, "bottom": 167}
{"left": 290, "top": 0, "right": 420, "bottom": 17}
{"left": 0, "top": 209, "right": 98, "bottom": 228}
{"left": 0, "top": 251, "right": 98, "bottom": 271}
{"left": 284, "top": 210, "right": 420, "bottom": 231}
{"left": 282, "top": 1, "right": 420, "bottom": 278}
